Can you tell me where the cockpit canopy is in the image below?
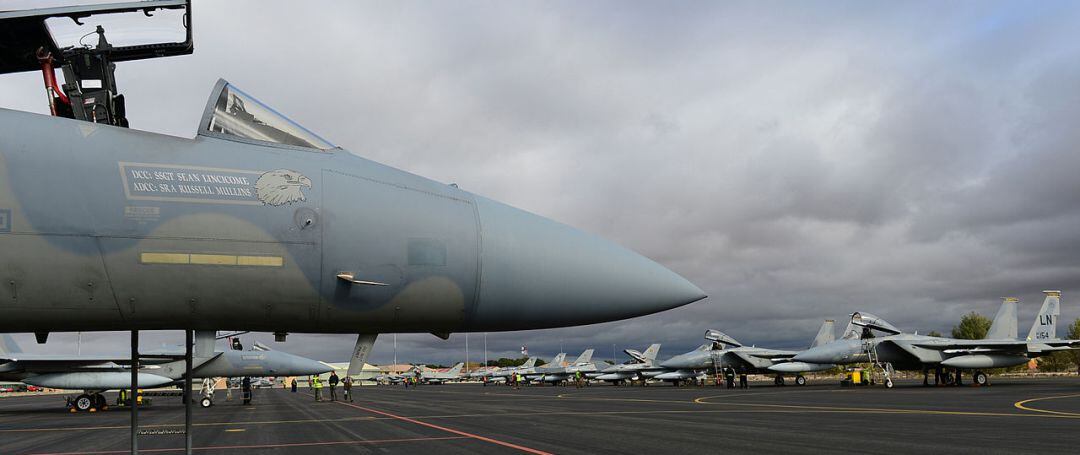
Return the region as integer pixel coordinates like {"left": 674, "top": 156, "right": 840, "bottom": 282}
{"left": 199, "top": 79, "right": 335, "bottom": 151}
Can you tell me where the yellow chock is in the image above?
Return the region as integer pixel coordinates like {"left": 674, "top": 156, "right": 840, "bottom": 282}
{"left": 89, "top": 408, "right": 96, "bottom": 412}
{"left": 69, "top": 408, "right": 77, "bottom": 413}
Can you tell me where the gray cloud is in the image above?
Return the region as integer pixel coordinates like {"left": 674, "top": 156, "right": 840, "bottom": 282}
{"left": 3, "top": 1, "right": 1080, "bottom": 363}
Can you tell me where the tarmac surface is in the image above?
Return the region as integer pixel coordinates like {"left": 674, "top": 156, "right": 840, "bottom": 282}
{"left": 2, "top": 377, "right": 1080, "bottom": 454}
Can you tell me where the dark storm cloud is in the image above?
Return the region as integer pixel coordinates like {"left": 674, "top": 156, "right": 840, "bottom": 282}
{"left": 3, "top": 1, "right": 1080, "bottom": 363}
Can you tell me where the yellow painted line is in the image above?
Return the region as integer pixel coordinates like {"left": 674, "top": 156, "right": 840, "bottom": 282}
{"left": 1014, "top": 393, "right": 1080, "bottom": 416}
{"left": 190, "top": 254, "right": 237, "bottom": 265}
{"left": 140, "top": 252, "right": 189, "bottom": 264}
{"left": 224, "top": 428, "right": 246, "bottom": 432}
{"left": 140, "top": 252, "right": 283, "bottom": 267}
{"left": 691, "top": 396, "right": 1080, "bottom": 419}
{"left": 237, "top": 255, "right": 284, "bottom": 266}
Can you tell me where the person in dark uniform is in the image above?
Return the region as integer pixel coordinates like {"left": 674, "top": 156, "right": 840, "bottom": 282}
{"left": 724, "top": 368, "right": 735, "bottom": 389}
{"left": 291, "top": 378, "right": 297, "bottom": 393}
{"left": 241, "top": 377, "right": 252, "bottom": 405}
{"left": 328, "top": 371, "right": 339, "bottom": 401}
{"left": 739, "top": 374, "right": 748, "bottom": 389}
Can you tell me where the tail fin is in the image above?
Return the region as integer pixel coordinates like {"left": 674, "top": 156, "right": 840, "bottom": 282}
{"left": 522, "top": 357, "right": 537, "bottom": 368}
{"left": 810, "top": 320, "right": 836, "bottom": 348}
{"left": 194, "top": 330, "right": 217, "bottom": 358}
{"left": 1027, "top": 291, "right": 1061, "bottom": 341}
{"left": 448, "top": 362, "right": 464, "bottom": 375}
{"left": 986, "top": 298, "right": 1019, "bottom": 340}
{"left": 574, "top": 349, "right": 594, "bottom": 364}
{"left": 550, "top": 353, "right": 567, "bottom": 366}
{"left": 642, "top": 344, "right": 661, "bottom": 361}
{"left": 0, "top": 334, "right": 22, "bottom": 355}
{"left": 348, "top": 333, "right": 378, "bottom": 377}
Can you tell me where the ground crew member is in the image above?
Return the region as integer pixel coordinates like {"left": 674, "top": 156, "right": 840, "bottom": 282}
{"left": 575, "top": 370, "right": 584, "bottom": 388}
{"left": 291, "top": 378, "right": 297, "bottom": 393}
{"left": 342, "top": 375, "right": 353, "bottom": 402}
{"left": 311, "top": 375, "right": 323, "bottom": 401}
{"left": 724, "top": 368, "right": 735, "bottom": 389}
{"left": 241, "top": 377, "right": 252, "bottom": 405}
{"left": 328, "top": 371, "right": 339, "bottom": 401}
{"left": 739, "top": 374, "right": 748, "bottom": 389}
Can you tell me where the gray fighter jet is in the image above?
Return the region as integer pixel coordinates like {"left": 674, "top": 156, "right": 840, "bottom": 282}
{"left": 538, "top": 349, "right": 599, "bottom": 384}
{"left": 520, "top": 352, "right": 565, "bottom": 380}
{"left": 793, "top": 291, "right": 1080, "bottom": 387}
{"left": 0, "top": 3, "right": 705, "bottom": 447}
{"left": 487, "top": 357, "right": 539, "bottom": 383}
{"left": 658, "top": 321, "right": 836, "bottom": 386}
{"left": 596, "top": 344, "right": 664, "bottom": 384}
{"left": 0, "top": 332, "right": 330, "bottom": 411}
{"left": 415, "top": 362, "right": 465, "bottom": 384}
{"left": 0, "top": 1, "right": 705, "bottom": 342}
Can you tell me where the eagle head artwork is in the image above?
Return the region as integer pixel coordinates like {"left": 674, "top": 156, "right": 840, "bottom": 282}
{"left": 255, "top": 169, "right": 312, "bottom": 206}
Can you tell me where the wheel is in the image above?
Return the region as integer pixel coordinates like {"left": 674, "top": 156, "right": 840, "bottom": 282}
{"left": 885, "top": 378, "right": 894, "bottom": 388}
{"left": 974, "top": 371, "right": 988, "bottom": 386}
{"left": 94, "top": 394, "right": 107, "bottom": 410}
{"left": 75, "top": 394, "right": 93, "bottom": 412}
{"left": 200, "top": 397, "right": 213, "bottom": 408}
{"left": 795, "top": 375, "right": 807, "bottom": 386}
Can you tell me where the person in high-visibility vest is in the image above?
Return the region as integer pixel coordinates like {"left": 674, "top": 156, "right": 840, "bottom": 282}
{"left": 311, "top": 375, "right": 323, "bottom": 401}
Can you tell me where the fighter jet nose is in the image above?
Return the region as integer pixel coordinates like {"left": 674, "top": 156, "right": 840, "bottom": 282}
{"left": 469, "top": 196, "right": 706, "bottom": 330}
{"left": 279, "top": 352, "right": 333, "bottom": 376}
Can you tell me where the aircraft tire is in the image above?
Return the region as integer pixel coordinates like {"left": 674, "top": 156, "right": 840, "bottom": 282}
{"left": 795, "top": 375, "right": 807, "bottom": 386}
{"left": 200, "top": 397, "right": 213, "bottom": 408}
{"left": 94, "top": 393, "right": 107, "bottom": 410}
{"left": 974, "top": 371, "right": 988, "bottom": 386}
{"left": 885, "top": 378, "right": 894, "bottom": 388}
{"left": 75, "top": 394, "right": 93, "bottom": 412}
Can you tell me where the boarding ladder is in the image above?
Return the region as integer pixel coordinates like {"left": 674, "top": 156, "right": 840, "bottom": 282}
{"left": 863, "top": 340, "right": 894, "bottom": 388}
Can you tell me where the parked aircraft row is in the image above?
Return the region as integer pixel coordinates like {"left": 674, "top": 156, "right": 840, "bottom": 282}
{"left": 387, "top": 291, "right": 1080, "bottom": 388}
{"left": 0, "top": 331, "right": 330, "bottom": 411}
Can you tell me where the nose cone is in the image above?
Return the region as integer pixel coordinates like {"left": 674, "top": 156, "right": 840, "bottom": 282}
{"left": 275, "top": 351, "right": 333, "bottom": 376}
{"left": 468, "top": 196, "right": 706, "bottom": 330}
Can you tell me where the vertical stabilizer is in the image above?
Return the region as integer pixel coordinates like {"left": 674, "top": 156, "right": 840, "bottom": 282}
{"left": 0, "top": 334, "right": 22, "bottom": 355}
{"left": 193, "top": 330, "right": 216, "bottom": 358}
{"left": 550, "top": 353, "right": 567, "bottom": 367}
{"left": 348, "top": 333, "right": 378, "bottom": 377}
{"left": 642, "top": 344, "right": 661, "bottom": 361}
{"left": 448, "top": 362, "right": 464, "bottom": 375}
{"left": 810, "top": 320, "right": 836, "bottom": 348}
{"left": 986, "top": 298, "right": 1019, "bottom": 340}
{"left": 1027, "top": 291, "right": 1061, "bottom": 341}
{"left": 522, "top": 357, "right": 537, "bottom": 368}
{"left": 574, "top": 349, "right": 594, "bottom": 364}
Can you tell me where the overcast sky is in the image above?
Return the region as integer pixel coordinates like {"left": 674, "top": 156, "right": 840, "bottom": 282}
{"left": 3, "top": 0, "right": 1080, "bottom": 365}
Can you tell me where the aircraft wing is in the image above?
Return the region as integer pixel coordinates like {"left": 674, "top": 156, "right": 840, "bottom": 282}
{"left": 725, "top": 351, "right": 775, "bottom": 370}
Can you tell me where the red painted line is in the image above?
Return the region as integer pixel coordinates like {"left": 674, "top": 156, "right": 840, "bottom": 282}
{"left": 334, "top": 400, "right": 553, "bottom": 455}
{"left": 26, "top": 435, "right": 468, "bottom": 455}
